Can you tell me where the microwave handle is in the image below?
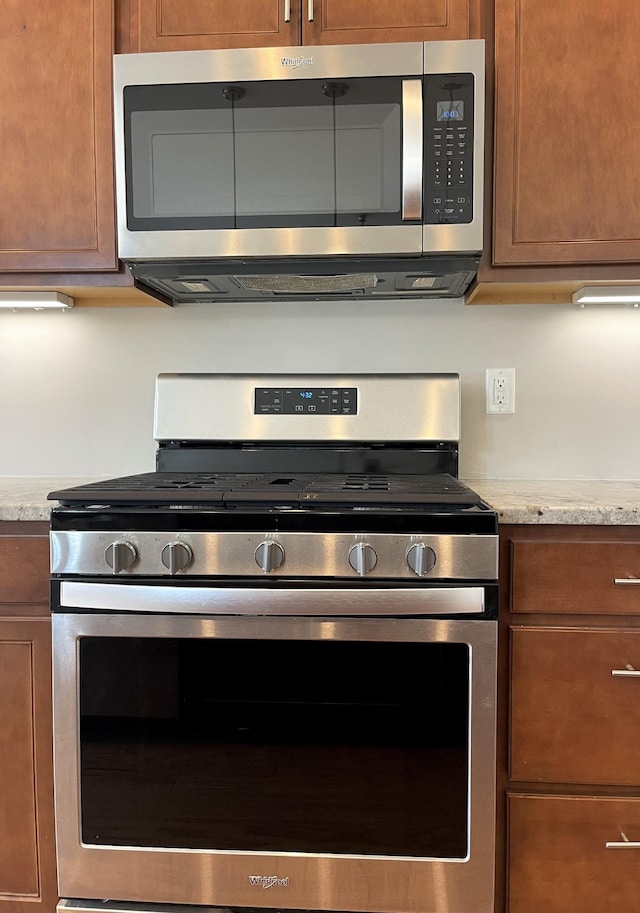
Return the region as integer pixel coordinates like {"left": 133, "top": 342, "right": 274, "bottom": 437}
{"left": 402, "top": 79, "right": 423, "bottom": 221}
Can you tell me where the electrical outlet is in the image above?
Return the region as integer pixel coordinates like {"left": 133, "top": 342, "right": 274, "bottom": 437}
{"left": 486, "top": 368, "right": 516, "bottom": 414}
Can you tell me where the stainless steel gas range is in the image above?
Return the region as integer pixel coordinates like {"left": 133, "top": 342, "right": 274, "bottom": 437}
{"left": 49, "top": 373, "right": 498, "bottom": 913}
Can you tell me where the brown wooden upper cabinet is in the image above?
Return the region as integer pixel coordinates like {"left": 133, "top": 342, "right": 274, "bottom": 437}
{"left": 493, "top": 0, "right": 640, "bottom": 267}
{"left": 0, "top": 0, "right": 117, "bottom": 273}
{"left": 125, "top": 0, "right": 481, "bottom": 52}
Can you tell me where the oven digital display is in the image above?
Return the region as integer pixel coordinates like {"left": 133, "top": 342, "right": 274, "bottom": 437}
{"left": 255, "top": 387, "right": 357, "bottom": 415}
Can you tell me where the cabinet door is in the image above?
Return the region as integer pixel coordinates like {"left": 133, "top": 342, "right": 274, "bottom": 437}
{"left": 509, "top": 794, "right": 640, "bottom": 913}
{"left": 493, "top": 0, "right": 640, "bottom": 265}
{"left": 128, "top": 0, "right": 300, "bottom": 51}
{"left": 0, "top": 619, "right": 57, "bottom": 913}
{"left": 0, "top": 0, "right": 116, "bottom": 272}
{"left": 303, "top": 0, "right": 481, "bottom": 44}
{"left": 511, "top": 626, "right": 640, "bottom": 785}
{"left": 127, "top": 0, "right": 480, "bottom": 51}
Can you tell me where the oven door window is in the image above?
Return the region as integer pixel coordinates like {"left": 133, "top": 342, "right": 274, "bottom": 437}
{"left": 79, "top": 637, "right": 469, "bottom": 858}
{"left": 124, "top": 77, "right": 406, "bottom": 230}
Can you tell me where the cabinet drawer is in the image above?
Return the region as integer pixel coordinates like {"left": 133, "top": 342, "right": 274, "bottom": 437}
{"left": 0, "top": 537, "right": 49, "bottom": 605}
{"left": 511, "top": 626, "right": 640, "bottom": 785}
{"left": 511, "top": 540, "right": 640, "bottom": 614}
{"left": 509, "top": 794, "right": 640, "bottom": 913}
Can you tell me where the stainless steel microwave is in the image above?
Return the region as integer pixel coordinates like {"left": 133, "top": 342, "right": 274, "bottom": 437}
{"left": 113, "top": 41, "right": 485, "bottom": 304}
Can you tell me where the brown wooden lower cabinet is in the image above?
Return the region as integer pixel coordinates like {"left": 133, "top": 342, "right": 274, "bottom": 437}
{"left": 503, "top": 526, "right": 640, "bottom": 913}
{"left": 0, "top": 526, "right": 56, "bottom": 913}
{"left": 508, "top": 793, "right": 640, "bottom": 913}
{"left": 0, "top": 618, "right": 57, "bottom": 913}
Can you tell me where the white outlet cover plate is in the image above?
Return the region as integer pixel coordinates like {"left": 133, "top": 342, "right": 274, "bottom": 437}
{"left": 486, "top": 368, "right": 516, "bottom": 414}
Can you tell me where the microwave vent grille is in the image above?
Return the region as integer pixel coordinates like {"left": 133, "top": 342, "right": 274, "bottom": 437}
{"left": 235, "top": 274, "right": 379, "bottom": 293}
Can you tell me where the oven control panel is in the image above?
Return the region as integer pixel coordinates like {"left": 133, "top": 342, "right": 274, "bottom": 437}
{"left": 50, "top": 530, "right": 498, "bottom": 582}
{"left": 255, "top": 387, "right": 357, "bottom": 415}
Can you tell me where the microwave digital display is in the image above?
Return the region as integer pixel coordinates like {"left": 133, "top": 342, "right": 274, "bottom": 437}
{"left": 437, "top": 100, "right": 464, "bottom": 122}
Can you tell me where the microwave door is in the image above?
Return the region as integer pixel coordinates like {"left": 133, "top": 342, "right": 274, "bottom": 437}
{"left": 401, "top": 79, "right": 423, "bottom": 221}
{"left": 117, "top": 72, "right": 424, "bottom": 260}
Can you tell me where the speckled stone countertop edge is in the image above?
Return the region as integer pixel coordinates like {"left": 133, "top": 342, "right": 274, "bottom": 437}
{"left": 0, "top": 477, "right": 639, "bottom": 525}
{"left": 468, "top": 480, "right": 640, "bottom": 525}
{"left": 0, "top": 477, "right": 106, "bottom": 523}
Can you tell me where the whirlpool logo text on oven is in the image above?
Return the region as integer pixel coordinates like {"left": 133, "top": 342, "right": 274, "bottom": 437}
{"left": 249, "top": 875, "right": 291, "bottom": 889}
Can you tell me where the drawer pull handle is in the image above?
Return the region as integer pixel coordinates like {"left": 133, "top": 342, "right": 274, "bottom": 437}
{"left": 606, "top": 833, "right": 640, "bottom": 849}
{"left": 284, "top": 0, "right": 291, "bottom": 21}
{"left": 614, "top": 577, "right": 640, "bottom": 586}
{"left": 612, "top": 665, "right": 640, "bottom": 677}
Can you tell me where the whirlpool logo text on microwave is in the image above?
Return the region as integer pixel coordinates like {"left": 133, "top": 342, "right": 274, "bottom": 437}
{"left": 249, "top": 875, "right": 291, "bottom": 889}
{"left": 280, "top": 56, "right": 314, "bottom": 68}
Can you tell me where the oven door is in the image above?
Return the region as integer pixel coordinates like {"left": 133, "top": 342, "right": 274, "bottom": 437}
{"left": 52, "top": 584, "right": 496, "bottom": 913}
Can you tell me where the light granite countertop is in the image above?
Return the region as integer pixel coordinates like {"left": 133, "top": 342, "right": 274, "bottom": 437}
{"left": 0, "top": 477, "right": 105, "bottom": 522}
{"left": 0, "top": 476, "right": 639, "bottom": 525}
{"left": 468, "top": 479, "right": 640, "bottom": 525}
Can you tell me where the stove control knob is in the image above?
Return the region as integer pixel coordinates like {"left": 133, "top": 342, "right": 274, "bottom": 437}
{"left": 104, "top": 540, "right": 137, "bottom": 574}
{"left": 407, "top": 543, "right": 437, "bottom": 577}
{"left": 349, "top": 543, "right": 378, "bottom": 577}
{"left": 161, "top": 541, "right": 193, "bottom": 575}
{"left": 255, "top": 541, "right": 285, "bottom": 574}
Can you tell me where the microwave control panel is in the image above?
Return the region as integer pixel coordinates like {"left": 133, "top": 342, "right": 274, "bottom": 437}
{"left": 424, "top": 73, "right": 475, "bottom": 225}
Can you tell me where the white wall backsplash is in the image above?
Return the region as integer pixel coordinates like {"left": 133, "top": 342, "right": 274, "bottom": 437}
{"left": 1, "top": 298, "right": 639, "bottom": 479}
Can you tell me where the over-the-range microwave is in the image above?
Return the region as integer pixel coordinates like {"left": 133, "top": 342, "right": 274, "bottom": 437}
{"left": 113, "top": 40, "right": 485, "bottom": 305}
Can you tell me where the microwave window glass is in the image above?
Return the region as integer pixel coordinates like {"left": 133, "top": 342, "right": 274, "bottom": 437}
{"left": 233, "top": 104, "right": 400, "bottom": 216}
{"left": 131, "top": 109, "right": 236, "bottom": 218}
{"left": 126, "top": 83, "right": 402, "bottom": 226}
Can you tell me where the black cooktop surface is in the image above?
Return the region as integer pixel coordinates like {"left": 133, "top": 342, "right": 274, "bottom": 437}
{"left": 49, "top": 471, "right": 485, "bottom": 510}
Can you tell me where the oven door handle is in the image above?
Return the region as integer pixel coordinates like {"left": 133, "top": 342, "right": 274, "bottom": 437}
{"left": 401, "top": 79, "right": 423, "bottom": 221}
{"left": 58, "top": 581, "right": 487, "bottom": 616}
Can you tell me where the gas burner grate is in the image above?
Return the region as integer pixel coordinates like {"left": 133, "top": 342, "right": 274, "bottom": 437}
{"left": 340, "top": 476, "right": 390, "bottom": 491}
{"left": 85, "top": 473, "right": 265, "bottom": 490}
{"left": 49, "top": 472, "right": 483, "bottom": 509}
